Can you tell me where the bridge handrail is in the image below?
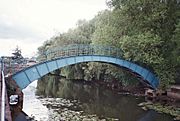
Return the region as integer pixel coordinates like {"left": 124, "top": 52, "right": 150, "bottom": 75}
{"left": 11, "top": 43, "right": 160, "bottom": 89}
{"left": 40, "top": 44, "right": 124, "bottom": 62}
{"left": 1, "top": 62, "right": 5, "bottom": 121}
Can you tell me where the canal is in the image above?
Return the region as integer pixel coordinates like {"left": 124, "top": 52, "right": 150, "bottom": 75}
{"left": 22, "top": 80, "right": 174, "bottom": 121}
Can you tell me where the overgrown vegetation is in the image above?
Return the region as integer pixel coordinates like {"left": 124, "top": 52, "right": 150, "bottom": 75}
{"left": 37, "top": 0, "right": 180, "bottom": 90}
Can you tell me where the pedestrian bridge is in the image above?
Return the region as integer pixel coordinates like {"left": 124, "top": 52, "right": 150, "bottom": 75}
{"left": 12, "top": 44, "right": 159, "bottom": 90}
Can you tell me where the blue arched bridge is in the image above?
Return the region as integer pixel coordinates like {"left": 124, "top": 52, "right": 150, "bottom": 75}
{"left": 12, "top": 44, "right": 159, "bottom": 90}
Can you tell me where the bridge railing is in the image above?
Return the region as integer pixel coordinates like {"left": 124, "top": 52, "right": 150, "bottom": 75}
{"left": 40, "top": 44, "right": 124, "bottom": 62}
{"left": 1, "top": 61, "right": 5, "bottom": 121}
{"left": 2, "top": 44, "right": 124, "bottom": 75}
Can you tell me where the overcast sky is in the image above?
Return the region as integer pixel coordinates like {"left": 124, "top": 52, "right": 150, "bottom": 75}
{"left": 0, "top": 0, "right": 107, "bottom": 57}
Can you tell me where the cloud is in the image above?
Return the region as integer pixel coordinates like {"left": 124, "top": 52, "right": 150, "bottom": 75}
{"left": 0, "top": 0, "right": 107, "bottom": 57}
{"left": 0, "top": 38, "right": 43, "bottom": 57}
{"left": 0, "top": 17, "right": 43, "bottom": 40}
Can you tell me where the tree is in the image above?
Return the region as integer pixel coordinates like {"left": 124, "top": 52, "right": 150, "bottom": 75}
{"left": 106, "top": 0, "right": 180, "bottom": 89}
{"left": 37, "top": 0, "right": 180, "bottom": 90}
{"left": 12, "top": 46, "right": 23, "bottom": 60}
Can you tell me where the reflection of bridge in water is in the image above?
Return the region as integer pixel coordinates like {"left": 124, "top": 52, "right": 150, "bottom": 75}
{"left": 11, "top": 44, "right": 159, "bottom": 90}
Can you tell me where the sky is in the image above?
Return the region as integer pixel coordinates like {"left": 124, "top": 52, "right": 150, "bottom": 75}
{"left": 0, "top": 0, "right": 107, "bottom": 57}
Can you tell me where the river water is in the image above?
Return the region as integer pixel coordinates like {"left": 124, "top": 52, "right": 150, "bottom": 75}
{"left": 22, "top": 81, "right": 49, "bottom": 121}
{"left": 22, "top": 80, "right": 174, "bottom": 121}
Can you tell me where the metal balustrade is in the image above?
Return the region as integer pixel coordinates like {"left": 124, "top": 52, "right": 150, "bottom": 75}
{"left": 41, "top": 44, "right": 124, "bottom": 61}
{"left": 1, "top": 61, "right": 5, "bottom": 121}
{"left": 8, "top": 44, "right": 159, "bottom": 90}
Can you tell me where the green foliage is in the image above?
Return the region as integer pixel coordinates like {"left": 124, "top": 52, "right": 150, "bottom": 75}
{"left": 120, "top": 32, "right": 164, "bottom": 65}
{"left": 171, "top": 21, "right": 180, "bottom": 84}
{"left": 172, "top": 21, "right": 180, "bottom": 65}
{"left": 107, "top": 0, "right": 180, "bottom": 89}
{"left": 59, "top": 63, "right": 85, "bottom": 80}
{"left": 37, "top": 0, "right": 180, "bottom": 90}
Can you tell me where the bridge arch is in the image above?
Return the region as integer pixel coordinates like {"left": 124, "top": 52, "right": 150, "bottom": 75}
{"left": 12, "top": 55, "right": 159, "bottom": 90}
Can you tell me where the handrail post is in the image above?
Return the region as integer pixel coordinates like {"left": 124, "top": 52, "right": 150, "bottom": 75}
{"left": 1, "top": 58, "right": 5, "bottom": 121}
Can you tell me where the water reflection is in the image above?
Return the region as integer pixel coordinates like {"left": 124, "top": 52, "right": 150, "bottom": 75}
{"left": 23, "top": 81, "right": 48, "bottom": 121}
{"left": 138, "top": 110, "right": 174, "bottom": 121}
{"left": 37, "top": 79, "right": 174, "bottom": 121}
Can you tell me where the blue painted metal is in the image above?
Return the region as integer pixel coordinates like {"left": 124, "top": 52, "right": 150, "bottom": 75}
{"left": 11, "top": 44, "right": 159, "bottom": 90}
{"left": 12, "top": 55, "right": 159, "bottom": 90}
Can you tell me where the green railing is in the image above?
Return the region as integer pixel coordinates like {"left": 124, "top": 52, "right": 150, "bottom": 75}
{"left": 39, "top": 44, "right": 124, "bottom": 61}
